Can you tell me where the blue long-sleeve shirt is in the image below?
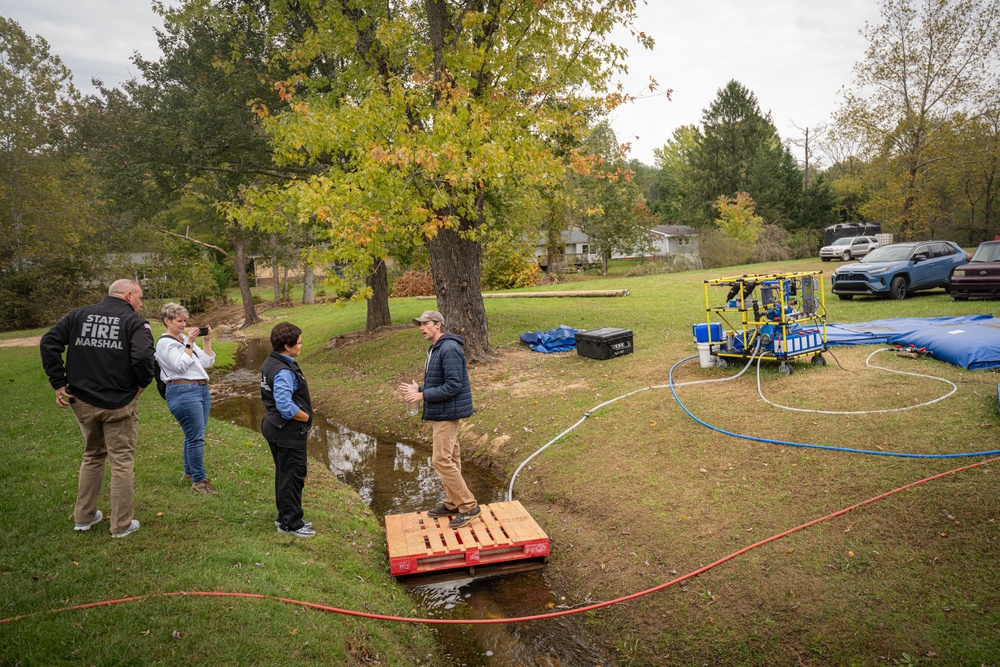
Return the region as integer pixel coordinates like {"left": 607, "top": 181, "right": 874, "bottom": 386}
{"left": 273, "top": 355, "right": 300, "bottom": 421}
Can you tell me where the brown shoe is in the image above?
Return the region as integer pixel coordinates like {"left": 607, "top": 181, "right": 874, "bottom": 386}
{"left": 191, "top": 480, "right": 217, "bottom": 495}
{"left": 182, "top": 473, "right": 193, "bottom": 482}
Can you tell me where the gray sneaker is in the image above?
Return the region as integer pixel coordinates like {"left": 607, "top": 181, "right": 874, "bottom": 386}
{"left": 74, "top": 510, "right": 103, "bottom": 531}
{"left": 449, "top": 504, "right": 482, "bottom": 529}
{"left": 275, "top": 520, "right": 312, "bottom": 529}
{"left": 426, "top": 503, "right": 459, "bottom": 517}
{"left": 112, "top": 520, "right": 141, "bottom": 539}
{"left": 277, "top": 524, "right": 316, "bottom": 538}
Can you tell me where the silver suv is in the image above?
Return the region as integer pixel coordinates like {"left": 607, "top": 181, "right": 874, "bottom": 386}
{"left": 819, "top": 236, "right": 879, "bottom": 261}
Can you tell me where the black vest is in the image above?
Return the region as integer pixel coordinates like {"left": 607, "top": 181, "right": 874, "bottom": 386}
{"left": 260, "top": 350, "right": 312, "bottom": 429}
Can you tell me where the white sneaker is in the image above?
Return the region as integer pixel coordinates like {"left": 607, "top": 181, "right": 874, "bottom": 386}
{"left": 112, "top": 519, "right": 140, "bottom": 538}
{"left": 74, "top": 510, "right": 103, "bottom": 531}
{"left": 277, "top": 524, "right": 316, "bottom": 538}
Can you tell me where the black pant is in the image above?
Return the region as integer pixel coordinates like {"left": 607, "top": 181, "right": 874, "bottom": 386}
{"left": 262, "top": 421, "right": 308, "bottom": 530}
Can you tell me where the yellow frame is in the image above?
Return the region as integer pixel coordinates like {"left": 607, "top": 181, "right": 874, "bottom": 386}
{"left": 702, "top": 271, "right": 828, "bottom": 362}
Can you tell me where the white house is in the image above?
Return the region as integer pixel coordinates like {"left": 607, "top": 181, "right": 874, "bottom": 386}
{"left": 532, "top": 229, "right": 600, "bottom": 269}
{"left": 532, "top": 225, "right": 700, "bottom": 268}
{"left": 642, "top": 224, "right": 700, "bottom": 258}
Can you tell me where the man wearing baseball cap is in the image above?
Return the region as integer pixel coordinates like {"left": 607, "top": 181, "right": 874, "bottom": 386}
{"left": 399, "top": 310, "right": 480, "bottom": 528}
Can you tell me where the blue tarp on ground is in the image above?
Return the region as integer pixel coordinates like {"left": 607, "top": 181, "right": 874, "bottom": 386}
{"left": 825, "top": 315, "right": 1000, "bottom": 370}
{"left": 520, "top": 325, "right": 580, "bottom": 353}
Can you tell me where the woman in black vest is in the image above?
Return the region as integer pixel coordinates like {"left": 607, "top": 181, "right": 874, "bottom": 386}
{"left": 260, "top": 323, "right": 314, "bottom": 537}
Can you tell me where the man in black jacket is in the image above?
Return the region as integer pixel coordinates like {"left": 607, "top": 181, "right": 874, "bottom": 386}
{"left": 400, "top": 310, "right": 480, "bottom": 528}
{"left": 40, "top": 279, "right": 155, "bottom": 538}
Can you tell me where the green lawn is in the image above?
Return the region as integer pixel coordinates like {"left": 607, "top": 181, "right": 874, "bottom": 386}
{"left": 5, "top": 255, "right": 999, "bottom": 666}
{"left": 0, "top": 347, "right": 441, "bottom": 665}
{"left": 240, "top": 255, "right": 1000, "bottom": 665}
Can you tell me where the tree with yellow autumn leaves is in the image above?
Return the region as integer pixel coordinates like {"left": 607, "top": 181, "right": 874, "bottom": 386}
{"left": 243, "top": 0, "right": 653, "bottom": 361}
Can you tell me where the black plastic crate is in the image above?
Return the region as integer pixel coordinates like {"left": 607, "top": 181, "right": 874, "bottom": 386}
{"left": 576, "top": 327, "right": 633, "bottom": 360}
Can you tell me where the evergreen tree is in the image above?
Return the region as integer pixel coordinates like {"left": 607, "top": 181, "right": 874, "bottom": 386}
{"left": 653, "top": 125, "right": 699, "bottom": 223}
{"left": 688, "top": 80, "right": 803, "bottom": 226}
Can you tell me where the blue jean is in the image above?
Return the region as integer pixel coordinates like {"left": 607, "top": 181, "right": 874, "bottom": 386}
{"left": 165, "top": 383, "right": 211, "bottom": 482}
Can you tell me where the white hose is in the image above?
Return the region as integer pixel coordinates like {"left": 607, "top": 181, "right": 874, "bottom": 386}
{"left": 507, "top": 341, "right": 958, "bottom": 500}
{"left": 755, "top": 347, "right": 957, "bottom": 415}
{"left": 507, "top": 340, "right": 765, "bottom": 501}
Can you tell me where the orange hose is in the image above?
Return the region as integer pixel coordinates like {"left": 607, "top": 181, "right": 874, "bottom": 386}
{"left": 4, "top": 456, "right": 996, "bottom": 626}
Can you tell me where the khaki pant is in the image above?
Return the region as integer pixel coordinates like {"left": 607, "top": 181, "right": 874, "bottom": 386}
{"left": 71, "top": 397, "right": 139, "bottom": 534}
{"left": 431, "top": 420, "right": 476, "bottom": 513}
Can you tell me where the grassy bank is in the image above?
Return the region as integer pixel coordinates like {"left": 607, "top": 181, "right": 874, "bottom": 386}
{"left": 0, "top": 346, "right": 441, "bottom": 665}
{"left": 244, "top": 257, "right": 999, "bottom": 665}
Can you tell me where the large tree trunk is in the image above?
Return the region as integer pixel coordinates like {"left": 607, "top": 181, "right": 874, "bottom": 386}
{"left": 547, "top": 225, "right": 562, "bottom": 274}
{"left": 302, "top": 263, "right": 315, "bottom": 304}
{"left": 230, "top": 235, "right": 260, "bottom": 327}
{"left": 365, "top": 258, "right": 391, "bottom": 332}
{"left": 427, "top": 226, "right": 493, "bottom": 362}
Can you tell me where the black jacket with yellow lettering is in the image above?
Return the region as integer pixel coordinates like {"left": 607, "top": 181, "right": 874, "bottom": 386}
{"left": 40, "top": 296, "right": 155, "bottom": 409}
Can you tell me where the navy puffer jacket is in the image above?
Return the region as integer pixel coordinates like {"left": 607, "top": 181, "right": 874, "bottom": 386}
{"left": 420, "top": 332, "right": 473, "bottom": 421}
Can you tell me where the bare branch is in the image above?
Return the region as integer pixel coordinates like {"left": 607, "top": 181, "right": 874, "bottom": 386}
{"left": 162, "top": 230, "right": 231, "bottom": 260}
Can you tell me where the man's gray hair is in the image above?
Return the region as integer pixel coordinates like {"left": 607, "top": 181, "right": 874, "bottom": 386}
{"left": 160, "top": 302, "right": 190, "bottom": 322}
{"left": 108, "top": 279, "right": 141, "bottom": 297}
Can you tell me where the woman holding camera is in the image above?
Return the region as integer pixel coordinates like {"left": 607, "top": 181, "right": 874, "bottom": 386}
{"left": 156, "top": 302, "right": 216, "bottom": 494}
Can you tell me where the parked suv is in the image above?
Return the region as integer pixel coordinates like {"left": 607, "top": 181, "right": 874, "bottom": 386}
{"left": 950, "top": 240, "right": 1000, "bottom": 301}
{"left": 831, "top": 241, "right": 969, "bottom": 300}
{"left": 819, "top": 236, "right": 879, "bottom": 261}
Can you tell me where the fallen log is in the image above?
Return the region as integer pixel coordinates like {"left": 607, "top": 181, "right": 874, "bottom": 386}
{"left": 416, "top": 289, "right": 630, "bottom": 300}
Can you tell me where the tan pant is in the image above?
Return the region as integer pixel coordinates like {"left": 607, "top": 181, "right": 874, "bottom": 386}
{"left": 71, "top": 397, "right": 139, "bottom": 534}
{"left": 431, "top": 420, "right": 476, "bottom": 513}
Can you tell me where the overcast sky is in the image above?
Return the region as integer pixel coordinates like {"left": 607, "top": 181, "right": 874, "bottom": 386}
{"left": 3, "top": 0, "right": 882, "bottom": 166}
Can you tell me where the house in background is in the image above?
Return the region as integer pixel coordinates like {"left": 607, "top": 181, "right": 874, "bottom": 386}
{"left": 640, "top": 224, "right": 699, "bottom": 259}
{"left": 533, "top": 229, "right": 599, "bottom": 270}
{"left": 533, "top": 225, "right": 700, "bottom": 270}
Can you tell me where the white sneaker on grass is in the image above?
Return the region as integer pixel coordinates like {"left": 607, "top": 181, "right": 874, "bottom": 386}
{"left": 74, "top": 510, "right": 103, "bottom": 531}
{"left": 112, "top": 520, "right": 140, "bottom": 538}
{"left": 277, "top": 524, "right": 316, "bottom": 538}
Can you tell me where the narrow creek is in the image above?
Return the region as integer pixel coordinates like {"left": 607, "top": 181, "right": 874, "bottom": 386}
{"left": 209, "top": 338, "right": 613, "bottom": 667}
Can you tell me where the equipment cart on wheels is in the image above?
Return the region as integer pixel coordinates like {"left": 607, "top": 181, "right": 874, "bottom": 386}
{"left": 697, "top": 271, "right": 829, "bottom": 376}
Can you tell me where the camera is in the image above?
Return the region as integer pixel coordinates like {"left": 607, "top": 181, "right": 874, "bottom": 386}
{"left": 198, "top": 326, "right": 209, "bottom": 336}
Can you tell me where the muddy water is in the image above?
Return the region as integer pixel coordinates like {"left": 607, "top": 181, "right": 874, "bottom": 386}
{"left": 210, "top": 338, "right": 612, "bottom": 667}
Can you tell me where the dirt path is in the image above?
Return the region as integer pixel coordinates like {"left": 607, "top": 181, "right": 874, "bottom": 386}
{"left": 0, "top": 336, "right": 40, "bottom": 348}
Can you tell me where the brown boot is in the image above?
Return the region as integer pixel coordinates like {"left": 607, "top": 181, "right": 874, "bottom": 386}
{"left": 191, "top": 480, "right": 217, "bottom": 495}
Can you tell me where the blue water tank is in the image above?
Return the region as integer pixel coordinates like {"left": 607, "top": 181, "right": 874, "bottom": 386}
{"left": 692, "top": 322, "right": 723, "bottom": 343}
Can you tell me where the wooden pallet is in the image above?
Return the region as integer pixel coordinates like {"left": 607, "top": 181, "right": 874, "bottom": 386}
{"left": 385, "top": 501, "right": 549, "bottom": 578}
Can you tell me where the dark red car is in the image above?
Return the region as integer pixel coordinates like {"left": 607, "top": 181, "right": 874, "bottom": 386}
{"left": 950, "top": 240, "right": 1000, "bottom": 300}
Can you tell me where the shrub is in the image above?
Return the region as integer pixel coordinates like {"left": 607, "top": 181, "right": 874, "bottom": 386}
{"left": 0, "top": 257, "right": 103, "bottom": 330}
{"left": 116, "top": 252, "right": 220, "bottom": 315}
{"left": 209, "top": 260, "right": 236, "bottom": 293}
{"left": 787, "top": 228, "right": 823, "bottom": 259}
{"left": 481, "top": 234, "right": 541, "bottom": 290}
{"left": 750, "top": 224, "right": 791, "bottom": 263}
{"left": 698, "top": 228, "right": 746, "bottom": 269}
{"left": 392, "top": 269, "right": 435, "bottom": 297}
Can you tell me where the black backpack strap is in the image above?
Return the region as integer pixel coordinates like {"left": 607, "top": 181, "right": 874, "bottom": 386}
{"left": 153, "top": 334, "right": 178, "bottom": 399}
